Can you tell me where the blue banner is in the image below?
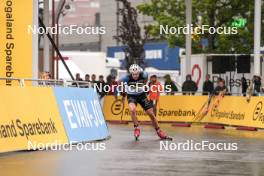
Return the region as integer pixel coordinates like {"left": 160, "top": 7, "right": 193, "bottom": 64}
{"left": 107, "top": 42, "right": 180, "bottom": 70}
{"left": 53, "top": 87, "right": 109, "bottom": 143}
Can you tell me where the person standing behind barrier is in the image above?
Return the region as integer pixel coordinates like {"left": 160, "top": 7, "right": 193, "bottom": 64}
{"left": 106, "top": 75, "right": 118, "bottom": 96}
{"left": 241, "top": 77, "right": 248, "bottom": 96}
{"left": 182, "top": 74, "right": 198, "bottom": 95}
{"left": 46, "top": 72, "right": 53, "bottom": 86}
{"left": 91, "top": 74, "right": 98, "bottom": 88}
{"left": 202, "top": 74, "right": 214, "bottom": 95}
{"left": 97, "top": 75, "right": 107, "bottom": 100}
{"left": 253, "top": 75, "right": 262, "bottom": 95}
{"left": 72, "top": 73, "right": 83, "bottom": 87}
{"left": 164, "top": 74, "right": 178, "bottom": 95}
{"left": 148, "top": 75, "right": 162, "bottom": 116}
{"left": 84, "top": 74, "right": 90, "bottom": 88}
{"left": 39, "top": 72, "right": 49, "bottom": 86}
{"left": 213, "top": 78, "right": 228, "bottom": 95}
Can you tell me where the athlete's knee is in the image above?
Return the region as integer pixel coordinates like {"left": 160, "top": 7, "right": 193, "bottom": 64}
{"left": 129, "top": 104, "right": 136, "bottom": 115}
{"left": 131, "top": 108, "right": 137, "bottom": 115}
{"left": 128, "top": 102, "right": 135, "bottom": 108}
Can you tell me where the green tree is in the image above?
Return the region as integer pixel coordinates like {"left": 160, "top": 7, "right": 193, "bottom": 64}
{"left": 114, "top": 0, "right": 148, "bottom": 71}
{"left": 138, "top": 0, "right": 263, "bottom": 54}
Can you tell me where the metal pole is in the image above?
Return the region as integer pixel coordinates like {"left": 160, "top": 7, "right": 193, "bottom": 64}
{"left": 99, "top": 26, "right": 102, "bottom": 51}
{"left": 52, "top": 0, "right": 55, "bottom": 79}
{"left": 55, "top": 0, "right": 66, "bottom": 80}
{"left": 43, "top": 0, "right": 50, "bottom": 72}
{"left": 254, "top": 0, "right": 262, "bottom": 76}
{"left": 39, "top": 17, "right": 75, "bottom": 80}
{"left": 32, "top": 0, "right": 39, "bottom": 83}
{"left": 185, "top": 0, "right": 192, "bottom": 75}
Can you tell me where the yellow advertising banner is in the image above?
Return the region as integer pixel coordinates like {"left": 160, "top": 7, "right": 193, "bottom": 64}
{"left": 0, "top": 87, "right": 68, "bottom": 153}
{"left": 103, "top": 95, "right": 264, "bottom": 129}
{"left": 202, "top": 96, "right": 264, "bottom": 128}
{"left": 0, "top": 0, "right": 33, "bottom": 86}
{"left": 103, "top": 96, "right": 149, "bottom": 121}
{"left": 103, "top": 96, "right": 208, "bottom": 122}
{"left": 157, "top": 96, "right": 208, "bottom": 122}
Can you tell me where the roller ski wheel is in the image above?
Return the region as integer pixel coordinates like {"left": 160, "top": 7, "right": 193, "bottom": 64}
{"left": 157, "top": 129, "right": 173, "bottom": 141}
{"left": 134, "top": 127, "right": 140, "bottom": 141}
{"left": 160, "top": 136, "right": 173, "bottom": 141}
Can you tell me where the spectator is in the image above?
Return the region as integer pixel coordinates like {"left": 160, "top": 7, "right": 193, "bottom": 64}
{"left": 106, "top": 75, "right": 118, "bottom": 96}
{"left": 241, "top": 77, "right": 248, "bottom": 95}
{"left": 97, "top": 75, "right": 107, "bottom": 99}
{"left": 164, "top": 74, "right": 178, "bottom": 95}
{"left": 253, "top": 75, "right": 262, "bottom": 94}
{"left": 40, "top": 72, "right": 50, "bottom": 80}
{"left": 217, "top": 77, "right": 222, "bottom": 83}
{"left": 84, "top": 74, "right": 90, "bottom": 88}
{"left": 46, "top": 72, "right": 52, "bottom": 79}
{"left": 72, "top": 73, "right": 83, "bottom": 87}
{"left": 46, "top": 72, "right": 53, "bottom": 85}
{"left": 85, "top": 74, "right": 90, "bottom": 82}
{"left": 91, "top": 74, "right": 96, "bottom": 82}
{"left": 202, "top": 74, "right": 214, "bottom": 95}
{"left": 76, "top": 73, "right": 83, "bottom": 81}
{"left": 106, "top": 75, "right": 112, "bottom": 85}
{"left": 39, "top": 72, "right": 48, "bottom": 86}
{"left": 148, "top": 75, "right": 162, "bottom": 116}
{"left": 213, "top": 78, "right": 228, "bottom": 95}
{"left": 182, "top": 74, "right": 198, "bottom": 95}
{"left": 91, "top": 74, "right": 98, "bottom": 88}
{"left": 39, "top": 72, "right": 52, "bottom": 86}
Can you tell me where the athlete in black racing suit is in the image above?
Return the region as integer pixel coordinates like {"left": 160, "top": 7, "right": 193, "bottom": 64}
{"left": 116, "top": 64, "right": 171, "bottom": 140}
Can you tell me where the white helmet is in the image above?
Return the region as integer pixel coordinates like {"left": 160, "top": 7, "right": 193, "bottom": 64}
{"left": 129, "top": 64, "right": 142, "bottom": 74}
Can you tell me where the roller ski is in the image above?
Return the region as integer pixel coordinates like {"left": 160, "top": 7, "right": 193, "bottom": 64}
{"left": 156, "top": 128, "right": 173, "bottom": 141}
{"left": 134, "top": 127, "right": 140, "bottom": 141}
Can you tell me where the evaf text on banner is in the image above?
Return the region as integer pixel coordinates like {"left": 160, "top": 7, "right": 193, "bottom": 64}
{"left": 54, "top": 87, "right": 110, "bottom": 143}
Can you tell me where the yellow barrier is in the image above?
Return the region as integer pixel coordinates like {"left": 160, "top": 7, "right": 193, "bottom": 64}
{"left": 103, "top": 95, "right": 264, "bottom": 129}
{"left": 202, "top": 96, "right": 264, "bottom": 128}
{"left": 0, "top": 0, "right": 33, "bottom": 86}
{"left": 0, "top": 87, "right": 68, "bottom": 153}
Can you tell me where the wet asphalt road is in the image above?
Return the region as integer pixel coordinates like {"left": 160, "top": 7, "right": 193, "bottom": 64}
{"left": 1, "top": 124, "right": 264, "bottom": 176}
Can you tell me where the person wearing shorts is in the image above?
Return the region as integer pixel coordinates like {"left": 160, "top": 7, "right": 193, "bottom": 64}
{"left": 116, "top": 64, "right": 170, "bottom": 140}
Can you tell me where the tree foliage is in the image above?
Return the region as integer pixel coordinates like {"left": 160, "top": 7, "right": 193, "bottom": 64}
{"left": 114, "top": 0, "right": 148, "bottom": 71}
{"left": 137, "top": 0, "right": 263, "bottom": 54}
